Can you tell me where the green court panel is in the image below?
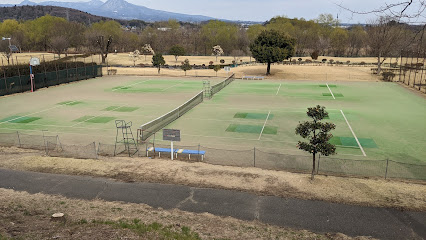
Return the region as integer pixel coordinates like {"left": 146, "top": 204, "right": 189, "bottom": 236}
{"left": 226, "top": 124, "right": 277, "bottom": 134}
{"left": 233, "top": 112, "right": 274, "bottom": 120}
{"left": 330, "top": 136, "right": 378, "bottom": 148}
{"left": 319, "top": 84, "right": 337, "bottom": 87}
{"left": 0, "top": 116, "right": 41, "bottom": 123}
{"left": 57, "top": 101, "right": 84, "bottom": 106}
{"left": 322, "top": 93, "right": 344, "bottom": 97}
{"left": 73, "top": 116, "right": 115, "bottom": 123}
{"left": 103, "top": 106, "right": 139, "bottom": 112}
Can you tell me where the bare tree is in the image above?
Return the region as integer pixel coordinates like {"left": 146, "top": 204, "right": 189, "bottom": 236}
{"left": 367, "top": 17, "right": 405, "bottom": 74}
{"left": 50, "top": 35, "right": 69, "bottom": 58}
{"left": 0, "top": 40, "right": 12, "bottom": 65}
{"left": 96, "top": 35, "right": 112, "bottom": 64}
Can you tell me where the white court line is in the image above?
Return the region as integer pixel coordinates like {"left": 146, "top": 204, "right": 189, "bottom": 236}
{"left": 326, "top": 83, "right": 336, "bottom": 99}
{"left": 276, "top": 84, "right": 282, "bottom": 95}
{"left": 258, "top": 110, "right": 271, "bottom": 140}
{"left": 162, "top": 83, "right": 182, "bottom": 91}
{"left": 340, "top": 110, "right": 366, "bottom": 157}
{"left": 70, "top": 105, "right": 128, "bottom": 127}
{"left": 112, "top": 80, "right": 149, "bottom": 92}
{"left": 0, "top": 100, "right": 80, "bottom": 126}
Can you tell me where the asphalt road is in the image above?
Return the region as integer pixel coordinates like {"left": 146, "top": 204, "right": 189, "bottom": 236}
{"left": 0, "top": 168, "right": 425, "bottom": 239}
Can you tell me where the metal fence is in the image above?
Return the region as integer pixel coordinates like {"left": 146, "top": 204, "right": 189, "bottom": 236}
{"left": 0, "top": 131, "right": 425, "bottom": 181}
{"left": 0, "top": 65, "right": 103, "bottom": 96}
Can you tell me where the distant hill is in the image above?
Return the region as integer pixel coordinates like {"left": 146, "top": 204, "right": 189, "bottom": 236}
{"left": 0, "top": 5, "right": 148, "bottom": 27}
{"left": 0, "top": 0, "right": 216, "bottom": 23}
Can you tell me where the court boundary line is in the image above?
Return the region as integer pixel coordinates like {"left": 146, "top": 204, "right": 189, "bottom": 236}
{"left": 258, "top": 110, "right": 271, "bottom": 140}
{"left": 70, "top": 105, "right": 128, "bottom": 127}
{"left": 162, "top": 82, "right": 183, "bottom": 91}
{"left": 326, "top": 83, "right": 336, "bottom": 99}
{"left": 340, "top": 109, "right": 366, "bottom": 157}
{"left": 276, "top": 84, "right": 282, "bottom": 95}
{"left": 0, "top": 100, "right": 81, "bottom": 125}
{"left": 112, "top": 80, "right": 150, "bottom": 92}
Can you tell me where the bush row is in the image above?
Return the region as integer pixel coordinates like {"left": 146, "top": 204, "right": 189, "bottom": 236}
{"left": 0, "top": 54, "right": 96, "bottom": 78}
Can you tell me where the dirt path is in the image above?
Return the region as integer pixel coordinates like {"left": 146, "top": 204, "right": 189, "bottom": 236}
{"left": 1, "top": 147, "right": 425, "bottom": 212}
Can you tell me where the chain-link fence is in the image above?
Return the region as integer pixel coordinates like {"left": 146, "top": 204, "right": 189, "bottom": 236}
{"left": 0, "top": 65, "right": 102, "bottom": 96}
{"left": 0, "top": 131, "right": 425, "bottom": 181}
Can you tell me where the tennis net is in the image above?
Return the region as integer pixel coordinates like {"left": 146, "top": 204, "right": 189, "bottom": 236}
{"left": 138, "top": 90, "right": 204, "bottom": 141}
{"left": 211, "top": 73, "right": 235, "bottom": 96}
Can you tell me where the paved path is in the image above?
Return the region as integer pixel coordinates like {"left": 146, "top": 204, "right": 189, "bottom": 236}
{"left": 0, "top": 169, "right": 425, "bottom": 240}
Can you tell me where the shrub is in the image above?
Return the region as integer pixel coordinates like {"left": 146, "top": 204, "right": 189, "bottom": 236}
{"left": 322, "top": 59, "right": 327, "bottom": 63}
{"left": 209, "top": 61, "right": 214, "bottom": 65}
{"left": 360, "top": 61, "right": 366, "bottom": 65}
{"left": 220, "top": 59, "right": 225, "bottom": 64}
{"left": 298, "top": 58, "right": 302, "bottom": 62}
{"left": 311, "top": 50, "right": 319, "bottom": 60}
{"left": 329, "top": 59, "right": 334, "bottom": 64}
{"left": 346, "top": 61, "right": 351, "bottom": 65}
{"left": 382, "top": 72, "right": 396, "bottom": 81}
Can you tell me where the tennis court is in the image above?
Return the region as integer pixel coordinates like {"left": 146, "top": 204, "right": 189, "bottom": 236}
{"left": 1, "top": 75, "right": 425, "bottom": 166}
{"left": 0, "top": 76, "right": 221, "bottom": 144}
{"left": 161, "top": 80, "right": 426, "bottom": 164}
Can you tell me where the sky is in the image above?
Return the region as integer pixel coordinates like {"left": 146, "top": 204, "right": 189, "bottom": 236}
{"left": 2, "top": 0, "right": 424, "bottom": 23}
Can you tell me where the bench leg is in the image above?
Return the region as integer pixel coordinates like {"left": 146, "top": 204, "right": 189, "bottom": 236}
{"left": 189, "top": 154, "right": 191, "bottom": 160}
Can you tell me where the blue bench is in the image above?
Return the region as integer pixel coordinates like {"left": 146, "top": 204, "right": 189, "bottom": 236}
{"left": 146, "top": 147, "right": 205, "bottom": 161}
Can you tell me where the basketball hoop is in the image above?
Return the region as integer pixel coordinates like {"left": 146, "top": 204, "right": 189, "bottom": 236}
{"left": 30, "top": 57, "right": 40, "bottom": 66}
{"left": 29, "top": 57, "right": 40, "bottom": 92}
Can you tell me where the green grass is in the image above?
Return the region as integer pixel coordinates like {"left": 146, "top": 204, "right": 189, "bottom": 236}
{"left": 0, "top": 116, "right": 41, "bottom": 123}
{"left": 103, "top": 106, "right": 139, "bottom": 112}
{"left": 73, "top": 116, "right": 115, "bottom": 123}
{"left": 226, "top": 124, "right": 277, "bottom": 134}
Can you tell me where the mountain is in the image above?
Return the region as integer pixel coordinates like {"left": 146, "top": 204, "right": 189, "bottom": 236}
{"left": 0, "top": 5, "right": 148, "bottom": 27}
{"left": 1, "top": 0, "right": 215, "bottom": 23}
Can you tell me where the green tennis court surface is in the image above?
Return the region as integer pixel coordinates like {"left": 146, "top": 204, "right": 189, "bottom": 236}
{"left": 103, "top": 106, "right": 139, "bottom": 112}
{"left": 233, "top": 112, "right": 274, "bottom": 120}
{"left": 73, "top": 116, "right": 116, "bottom": 123}
{"left": 0, "top": 116, "right": 41, "bottom": 124}
{"left": 226, "top": 124, "right": 278, "bottom": 134}
{"left": 164, "top": 80, "right": 426, "bottom": 164}
{"left": 0, "top": 76, "right": 425, "bottom": 166}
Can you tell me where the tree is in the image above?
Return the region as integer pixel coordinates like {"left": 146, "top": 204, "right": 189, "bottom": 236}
{"left": 96, "top": 35, "right": 112, "bottom": 64}
{"left": 212, "top": 45, "right": 223, "bottom": 61}
{"left": 50, "top": 35, "right": 69, "bottom": 58}
{"left": 180, "top": 58, "right": 192, "bottom": 76}
{"left": 213, "top": 65, "right": 221, "bottom": 76}
{"left": 0, "top": 40, "right": 12, "bottom": 65}
{"left": 250, "top": 29, "right": 295, "bottom": 75}
{"left": 366, "top": 17, "right": 404, "bottom": 74}
{"left": 142, "top": 44, "right": 155, "bottom": 61}
{"left": 129, "top": 50, "right": 140, "bottom": 67}
{"left": 169, "top": 45, "right": 185, "bottom": 62}
{"left": 295, "top": 105, "right": 336, "bottom": 180}
{"left": 152, "top": 53, "right": 165, "bottom": 74}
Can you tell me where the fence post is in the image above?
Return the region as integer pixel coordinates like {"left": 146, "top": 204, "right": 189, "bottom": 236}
{"left": 253, "top": 147, "right": 256, "bottom": 167}
{"left": 317, "top": 154, "right": 320, "bottom": 174}
{"left": 93, "top": 142, "right": 98, "bottom": 159}
{"left": 198, "top": 144, "right": 200, "bottom": 162}
{"left": 385, "top": 159, "right": 389, "bottom": 179}
{"left": 16, "top": 131, "right": 21, "bottom": 147}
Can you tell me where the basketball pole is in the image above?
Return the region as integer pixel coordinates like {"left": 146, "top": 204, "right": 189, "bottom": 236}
{"left": 29, "top": 64, "right": 34, "bottom": 92}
